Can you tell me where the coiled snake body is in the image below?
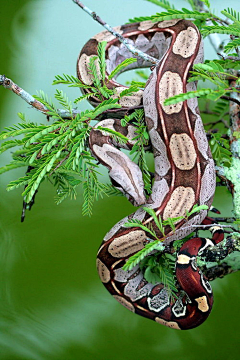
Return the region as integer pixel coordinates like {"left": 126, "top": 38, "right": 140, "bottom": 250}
{"left": 77, "top": 19, "right": 223, "bottom": 330}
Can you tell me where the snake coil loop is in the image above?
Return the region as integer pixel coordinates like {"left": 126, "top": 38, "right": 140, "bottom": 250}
{"left": 77, "top": 19, "right": 224, "bottom": 330}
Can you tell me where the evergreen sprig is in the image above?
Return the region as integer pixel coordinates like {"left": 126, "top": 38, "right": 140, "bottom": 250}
{"left": 0, "top": 83, "right": 124, "bottom": 215}
{"left": 0, "top": 52, "right": 149, "bottom": 217}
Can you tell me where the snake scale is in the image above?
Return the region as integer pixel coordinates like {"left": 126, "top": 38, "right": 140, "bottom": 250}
{"left": 77, "top": 19, "right": 224, "bottom": 330}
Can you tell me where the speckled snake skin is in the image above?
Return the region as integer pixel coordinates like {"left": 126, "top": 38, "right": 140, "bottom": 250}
{"left": 77, "top": 19, "right": 223, "bottom": 330}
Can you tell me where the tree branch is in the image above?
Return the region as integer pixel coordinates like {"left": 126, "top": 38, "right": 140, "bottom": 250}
{"left": 201, "top": 235, "right": 240, "bottom": 281}
{"left": 0, "top": 74, "right": 48, "bottom": 113}
{"left": 72, "top": 0, "right": 158, "bottom": 65}
{"left": 0, "top": 74, "right": 79, "bottom": 119}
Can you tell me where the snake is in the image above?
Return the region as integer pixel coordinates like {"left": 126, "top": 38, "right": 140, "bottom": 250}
{"left": 77, "top": 19, "right": 224, "bottom": 330}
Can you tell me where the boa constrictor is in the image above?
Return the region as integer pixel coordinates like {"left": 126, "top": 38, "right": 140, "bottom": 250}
{"left": 77, "top": 19, "right": 224, "bottom": 330}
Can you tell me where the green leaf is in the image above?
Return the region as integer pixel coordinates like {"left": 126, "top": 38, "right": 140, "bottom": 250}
{"left": 144, "top": 266, "right": 162, "bottom": 284}
{"left": 96, "top": 126, "right": 129, "bottom": 144}
{"left": 7, "top": 175, "right": 32, "bottom": 191}
{"left": 200, "top": 0, "right": 210, "bottom": 8}
{"left": 119, "top": 86, "right": 140, "bottom": 97}
{"left": 0, "top": 161, "right": 26, "bottom": 175}
{"left": 135, "top": 70, "right": 149, "bottom": 80}
{"left": 192, "top": 61, "right": 233, "bottom": 83}
{"left": 210, "top": 133, "right": 232, "bottom": 167}
{"left": 55, "top": 89, "right": 72, "bottom": 115}
{"left": 212, "top": 99, "right": 229, "bottom": 119}
{"left": 98, "top": 85, "right": 114, "bottom": 99}
{"left": 201, "top": 25, "right": 240, "bottom": 37}
{"left": 0, "top": 139, "right": 24, "bottom": 154}
{"left": 151, "top": 8, "right": 210, "bottom": 22}
{"left": 122, "top": 239, "right": 164, "bottom": 271}
{"left": 25, "top": 123, "right": 63, "bottom": 147}
{"left": 186, "top": 204, "right": 208, "bottom": 217}
{"left": 233, "top": 131, "right": 240, "bottom": 139}
{"left": 33, "top": 91, "right": 61, "bottom": 120}
{"left": 206, "top": 89, "right": 226, "bottom": 101}
{"left": 97, "top": 41, "right": 107, "bottom": 81}
{"left": 92, "top": 98, "right": 121, "bottom": 117}
{"left": 143, "top": 207, "right": 165, "bottom": 235}
{"left": 221, "top": 8, "right": 240, "bottom": 24}
{"left": 128, "top": 81, "right": 146, "bottom": 88}
{"left": 164, "top": 88, "right": 217, "bottom": 105}
{"left": 224, "top": 38, "right": 240, "bottom": 54}
{"left": 197, "top": 61, "right": 225, "bottom": 73}
{"left": 74, "top": 93, "right": 94, "bottom": 104}
{"left": 126, "top": 110, "right": 151, "bottom": 193}
{"left": 88, "top": 55, "right": 101, "bottom": 88}
{"left": 124, "top": 219, "right": 157, "bottom": 239}
{"left": 17, "top": 112, "right": 27, "bottom": 121}
{"left": 0, "top": 125, "right": 38, "bottom": 141}
{"left": 82, "top": 176, "right": 94, "bottom": 216}
{"left": 139, "top": 252, "right": 178, "bottom": 296}
{"left": 108, "top": 58, "right": 137, "bottom": 80}
{"left": 22, "top": 149, "right": 64, "bottom": 203}
{"left": 97, "top": 183, "right": 123, "bottom": 197}
{"left": 53, "top": 74, "right": 87, "bottom": 87}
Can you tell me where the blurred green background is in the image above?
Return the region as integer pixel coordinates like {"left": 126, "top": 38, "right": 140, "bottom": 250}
{"left": 0, "top": 1, "right": 239, "bottom": 359}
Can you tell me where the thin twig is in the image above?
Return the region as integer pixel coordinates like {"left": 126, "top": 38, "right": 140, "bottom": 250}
{"left": 201, "top": 235, "right": 240, "bottom": 280}
{"left": 72, "top": 0, "right": 158, "bottom": 65}
{"left": 0, "top": 74, "right": 144, "bottom": 120}
{"left": 217, "top": 53, "right": 240, "bottom": 62}
{"left": 181, "top": 223, "right": 238, "bottom": 232}
{"left": 49, "top": 153, "right": 70, "bottom": 176}
{"left": 0, "top": 75, "right": 48, "bottom": 113}
{"left": 0, "top": 75, "right": 80, "bottom": 118}
{"left": 209, "top": 217, "right": 236, "bottom": 223}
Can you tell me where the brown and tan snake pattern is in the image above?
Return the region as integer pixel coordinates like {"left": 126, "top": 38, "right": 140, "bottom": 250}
{"left": 77, "top": 19, "right": 223, "bottom": 330}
